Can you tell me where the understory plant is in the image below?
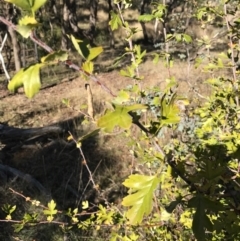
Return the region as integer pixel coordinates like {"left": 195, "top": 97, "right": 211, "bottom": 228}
{"left": 1, "top": 0, "right": 240, "bottom": 240}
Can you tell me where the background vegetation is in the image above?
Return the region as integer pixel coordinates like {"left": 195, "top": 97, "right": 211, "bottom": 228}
{"left": 1, "top": 0, "right": 240, "bottom": 240}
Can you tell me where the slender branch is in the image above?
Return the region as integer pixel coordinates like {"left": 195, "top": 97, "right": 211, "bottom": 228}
{"left": 0, "top": 16, "right": 116, "bottom": 97}
{"left": 116, "top": 3, "right": 140, "bottom": 85}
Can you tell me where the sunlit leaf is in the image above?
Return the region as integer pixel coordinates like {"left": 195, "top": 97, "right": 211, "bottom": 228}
{"left": 113, "top": 90, "right": 130, "bottom": 104}
{"left": 5, "top": 0, "right": 47, "bottom": 13}
{"left": 70, "top": 35, "right": 89, "bottom": 59}
{"left": 138, "top": 14, "right": 155, "bottom": 22}
{"left": 16, "top": 16, "right": 39, "bottom": 38}
{"left": 160, "top": 94, "right": 181, "bottom": 126}
{"left": 82, "top": 201, "right": 89, "bottom": 210}
{"left": 41, "top": 50, "right": 68, "bottom": 63}
{"left": 5, "top": 0, "right": 32, "bottom": 11}
{"left": 97, "top": 104, "right": 147, "bottom": 132}
{"left": 82, "top": 61, "right": 94, "bottom": 74}
{"left": 22, "top": 64, "right": 42, "bottom": 98}
{"left": 31, "top": 0, "right": 47, "bottom": 12}
{"left": 43, "top": 200, "right": 57, "bottom": 216}
{"left": 109, "top": 11, "right": 122, "bottom": 30}
{"left": 122, "top": 174, "right": 160, "bottom": 225}
{"left": 8, "top": 63, "right": 43, "bottom": 98}
{"left": 87, "top": 46, "right": 103, "bottom": 61}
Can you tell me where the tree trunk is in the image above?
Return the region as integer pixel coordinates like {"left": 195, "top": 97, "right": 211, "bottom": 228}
{"left": 61, "top": 0, "right": 84, "bottom": 49}
{"left": 5, "top": 3, "right": 22, "bottom": 71}
{"left": 139, "top": 0, "right": 151, "bottom": 44}
{"left": 108, "top": 0, "right": 115, "bottom": 48}
{"left": 8, "top": 28, "right": 21, "bottom": 71}
{"left": 88, "top": 0, "right": 98, "bottom": 45}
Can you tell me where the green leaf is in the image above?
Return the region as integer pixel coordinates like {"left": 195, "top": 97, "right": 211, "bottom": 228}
{"left": 70, "top": 35, "right": 89, "bottom": 59}
{"left": 138, "top": 14, "right": 155, "bottom": 22}
{"left": 113, "top": 90, "right": 130, "bottom": 104}
{"left": 97, "top": 104, "right": 147, "bottom": 132}
{"left": 43, "top": 200, "right": 57, "bottom": 216}
{"left": 8, "top": 63, "right": 43, "bottom": 98}
{"left": 122, "top": 174, "right": 160, "bottom": 225}
{"left": 78, "top": 129, "right": 100, "bottom": 142}
{"left": 5, "top": 0, "right": 32, "bottom": 11}
{"left": 41, "top": 50, "right": 68, "bottom": 63}
{"left": 82, "top": 201, "right": 89, "bottom": 210}
{"left": 82, "top": 61, "right": 94, "bottom": 74}
{"left": 189, "top": 195, "right": 213, "bottom": 240}
{"left": 87, "top": 46, "right": 103, "bottom": 61}
{"left": 31, "top": 0, "right": 47, "bottom": 12}
{"left": 183, "top": 34, "right": 192, "bottom": 43}
{"left": 17, "top": 16, "right": 39, "bottom": 38}
{"left": 160, "top": 94, "right": 181, "bottom": 126}
{"left": 153, "top": 53, "right": 159, "bottom": 64}
{"left": 109, "top": 11, "right": 122, "bottom": 31}
{"left": 5, "top": 0, "right": 47, "bottom": 13}
{"left": 13, "top": 223, "right": 24, "bottom": 233}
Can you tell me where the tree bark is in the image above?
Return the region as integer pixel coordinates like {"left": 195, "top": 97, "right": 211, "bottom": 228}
{"left": 5, "top": 4, "right": 22, "bottom": 71}
{"left": 61, "top": 0, "right": 84, "bottom": 49}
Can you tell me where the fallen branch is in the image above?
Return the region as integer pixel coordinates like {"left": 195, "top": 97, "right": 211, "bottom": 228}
{"left": 0, "top": 124, "right": 64, "bottom": 144}
{"left": 0, "top": 164, "right": 50, "bottom": 198}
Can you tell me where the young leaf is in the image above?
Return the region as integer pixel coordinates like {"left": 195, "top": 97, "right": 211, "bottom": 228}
{"left": 5, "top": 0, "right": 47, "bottom": 13}
{"left": 122, "top": 174, "right": 160, "bottom": 225}
{"left": 5, "top": 0, "right": 32, "bottom": 12}
{"left": 82, "top": 201, "right": 89, "bottom": 210}
{"left": 41, "top": 50, "right": 68, "bottom": 63}
{"left": 23, "top": 64, "right": 42, "bottom": 98}
{"left": 109, "top": 11, "right": 122, "bottom": 31}
{"left": 82, "top": 61, "right": 94, "bottom": 74}
{"left": 160, "top": 94, "right": 181, "bottom": 126}
{"left": 97, "top": 104, "right": 147, "bottom": 132}
{"left": 138, "top": 14, "right": 154, "bottom": 22}
{"left": 43, "top": 200, "right": 57, "bottom": 216}
{"left": 87, "top": 46, "right": 103, "bottom": 61}
{"left": 8, "top": 63, "right": 43, "bottom": 98}
{"left": 113, "top": 90, "right": 130, "bottom": 104}
{"left": 70, "top": 35, "right": 89, "bottom": 59}
{"left": 31, "top": 0, "right": 47, "bottom": 12}
{"left": 17, "top": 16, "right": 39, "bottom": 38}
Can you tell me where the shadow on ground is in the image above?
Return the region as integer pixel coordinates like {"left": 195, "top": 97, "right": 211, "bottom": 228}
{"left": 0, "top": 115, "right": 129, "bottom": 241}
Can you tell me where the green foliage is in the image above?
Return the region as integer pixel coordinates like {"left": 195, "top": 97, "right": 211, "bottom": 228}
{"left": 17, "top": 16, "right": 39, "bottom": 38}
{"left": 70, "top": 34, "right": 103, "bottom": 74}
{"left": 109, "top": 11, "right": 123, "bottom": 30}
{"left": 97, "top": 104, "right": 147, "bottom": 132}
{"left": 3, "top": 0, "right": 240, "bottom": 240}
{"left": 8, "top": 64, "right": 43, "bottom": 98}
{"left": 5, "top": 0, "right": 47, "bottom": 14}
{"left": 43, "top": 200, "right": 57, "bottom": 222}
{"left": 122, "top": 174, "right": 160, "bottom": 225}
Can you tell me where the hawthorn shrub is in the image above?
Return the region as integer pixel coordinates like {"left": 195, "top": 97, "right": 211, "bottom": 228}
{"left": 1, "top": 0, "right": 240, "bottom": 240}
